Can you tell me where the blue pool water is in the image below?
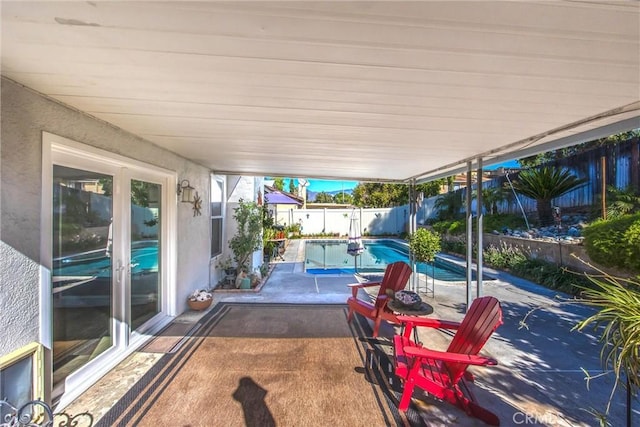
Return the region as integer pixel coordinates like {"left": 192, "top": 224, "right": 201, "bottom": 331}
{"left": 305, "top": 239, "right": 477, "bottom": 281}
{"left": 52, "top": 240, "right": 159, "bottom": 306}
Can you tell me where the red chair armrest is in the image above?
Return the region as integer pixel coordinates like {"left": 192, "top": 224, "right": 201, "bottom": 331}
{"left": 397, "top": 315, "right": 461, "bottom": 330}
{"left": 404, "top": 346, "right": 498, "bottom": 366}
{"left": 347, "top": 281, "right": 382, "bottom": 288}
{"left": 347, "top": 281, "right": 382, "bottom": 298}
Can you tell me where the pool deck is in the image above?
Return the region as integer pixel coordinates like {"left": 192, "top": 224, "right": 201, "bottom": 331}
{"left": 58, "top": 239, "right": 638, "bottom": 426}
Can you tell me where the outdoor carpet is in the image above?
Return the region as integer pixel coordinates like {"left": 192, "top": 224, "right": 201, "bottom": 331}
{"left": 96, "top": 303, "right": 424, "bottom": 427}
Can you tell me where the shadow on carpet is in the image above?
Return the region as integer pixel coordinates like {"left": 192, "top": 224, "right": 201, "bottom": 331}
{"left": 96, "top": 303, "right": 424, "bottom": 427}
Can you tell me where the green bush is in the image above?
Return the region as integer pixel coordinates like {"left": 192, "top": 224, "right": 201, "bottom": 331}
{"left": 624, "top": 221, "right": 640, "bottom": 272}
{"left": 229, "top": 200, "right": 263, "bottom": 274}
{"left": 408, "top": 228, "right": 441, "bottom": 262}
{"left": 483, "top": 214, "right": 527, "bottom": 232}
{"left": 441, "top": 237, "right": 466, "bottom": 255}
{"left": 431, "top": 219, "right": 465, "bottom": 235}
{"left": 482, "top": 243, "right": 593, "bottom": 295}
{"left": 583, "top": 213, "right": 640, "bottom": 274}
{"left": 483, "top": 242, "right": 527, "bottom": 270}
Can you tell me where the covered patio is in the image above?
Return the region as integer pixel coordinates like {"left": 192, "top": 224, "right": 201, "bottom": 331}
{"left": 59, "top": 240, "right": 636, "bottom": 426}
{"left": 2, "top": 1, "right": 638, "bottom": 182}
{"left": 1, "top": 1, "right": 639, "bottom": 425}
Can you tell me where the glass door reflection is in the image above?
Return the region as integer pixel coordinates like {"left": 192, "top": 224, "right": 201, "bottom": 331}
{"left": 130, "top": 179, "right": 161, "bottom": 330}
{"left": 52, "top": 165, "right": 113, "bottom": 387}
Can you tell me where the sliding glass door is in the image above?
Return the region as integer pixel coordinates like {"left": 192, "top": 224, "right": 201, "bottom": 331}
{"left": 129, "top": 179, "right": 162, "bottom": 330}
{"left": 52, "top": 165, "right": 114, "bottom": 388}
{"left": 50, "top": 149, "right": 170, "bottom": 399}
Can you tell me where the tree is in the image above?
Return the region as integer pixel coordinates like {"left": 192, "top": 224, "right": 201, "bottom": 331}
{"left": 519, "top": 130, "right": 640, "bottom": 167}
{"left": 352, "top": 181, "right": 444, "bottom": 208}
{"left": 272, "top": 177, "right": 285, "bottom": 191}
{"left": 417, "top": 181, "right": 445, "bottom": 199}
{"left": 229, "top": 199, "right": 263, "bottom": 275}
{"left": 333, "top": 192, "right": 353, "bottom": 204}
{"left": 511, "top": 167, "right": 587, "bottom": 225}
{"left": 314, "top": 192, "right": 334, "bottom": 203}
{"left": 288, "top": 178, "right": 297, "bottom": 194}
{"left": 474, "top": 185, "right": 511, "bottom": 215}
{"left": 433, "top": 191, "right": 463, "bottom": 220}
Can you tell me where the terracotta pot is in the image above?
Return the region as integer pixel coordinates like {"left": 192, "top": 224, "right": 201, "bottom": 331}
{"left": 188, "top": 298, "right": 212, "bottom": 311}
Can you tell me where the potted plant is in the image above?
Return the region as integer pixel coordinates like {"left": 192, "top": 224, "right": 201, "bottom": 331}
{"left": 408, "top": 228, "right": 441, "bottom": 295}
{"left": 229, "top": 199, "right": 263, "bottom": 278}
{"left": 262, "top": 226, "right": 277, "bottom": 262}
{"left": 408, "top": 228, "right": 441, "bottom": 263}
{"left": 187, "top": 289, "right": 213, "bottom": 311}
{"left": 216, "top": 255, "right": 236, "bottom": 276}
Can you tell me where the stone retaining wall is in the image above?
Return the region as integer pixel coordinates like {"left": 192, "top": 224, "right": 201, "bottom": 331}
{"left": 479, "top": 234, "right": 630, "bottom": 277}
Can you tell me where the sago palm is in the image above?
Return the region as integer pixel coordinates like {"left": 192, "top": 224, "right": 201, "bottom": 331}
{"left": 606, "top": 185, "right": 640, "bottom": 219}
{"left": 434, "top": 191, "right": 463, "bottom": 220}
{"left": 511, "top": 167, "right": 587, "bottom": 225}
{"left": 473, "top": 185, "right": 511, "bottom": 215}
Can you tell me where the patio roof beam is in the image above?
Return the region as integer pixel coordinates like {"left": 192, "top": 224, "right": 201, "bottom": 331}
{"left": 411, "top": 104, "right": 640, "bottom": 184}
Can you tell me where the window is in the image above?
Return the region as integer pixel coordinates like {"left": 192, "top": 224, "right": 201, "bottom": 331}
{"left": 211, "top": 175, "right": 225, "bottom": 258}
{"left": 0, "top": 343, "right": 43, "bottom": 420}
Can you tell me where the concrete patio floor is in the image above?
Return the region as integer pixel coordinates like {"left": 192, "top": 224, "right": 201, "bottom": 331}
{"left": 58, "top": 239, "right": 639, "bottom": 426}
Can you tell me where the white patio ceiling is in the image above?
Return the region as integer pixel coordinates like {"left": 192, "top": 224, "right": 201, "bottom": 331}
{"left": 2, "top": 1, "right": 639, "bottom": 183}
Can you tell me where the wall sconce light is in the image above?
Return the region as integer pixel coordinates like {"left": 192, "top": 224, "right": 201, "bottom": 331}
{"left": 177, "top": 179, "right": 194, "bottom": 203}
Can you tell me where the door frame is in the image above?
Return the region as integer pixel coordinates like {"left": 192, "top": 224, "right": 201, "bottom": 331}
{"left": 41, "top": 132, "right": 177, "bottom": 408}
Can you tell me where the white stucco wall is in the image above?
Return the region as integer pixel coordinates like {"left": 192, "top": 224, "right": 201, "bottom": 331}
{"left": 214, "top": 175, "right": 263, "bottom": 286}
{"left": 0, "top": 77, "right": 211, "bottom": 357}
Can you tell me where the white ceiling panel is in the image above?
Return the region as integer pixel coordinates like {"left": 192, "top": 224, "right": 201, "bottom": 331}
{"left": 2, "top": 1, "right": 639, "bottom": 182}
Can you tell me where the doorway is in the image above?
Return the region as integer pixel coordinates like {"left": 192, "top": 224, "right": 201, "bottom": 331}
{"left": 45, "top": 134, "right": 175, "bottom": 404}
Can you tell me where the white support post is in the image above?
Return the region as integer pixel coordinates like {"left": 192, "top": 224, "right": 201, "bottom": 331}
{"left": 466, "top": 161, "right": 473, "bottom": 312}
{"left": 476, "top": 158, "right": 484, "bottom": 298}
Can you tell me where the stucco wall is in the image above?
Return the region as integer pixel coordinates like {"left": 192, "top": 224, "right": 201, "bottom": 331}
{"left": 0, "top": 78, "right": 211, "bottom": 356}
{"left": 214, "top": 176, "right": 263, "bottom": 287}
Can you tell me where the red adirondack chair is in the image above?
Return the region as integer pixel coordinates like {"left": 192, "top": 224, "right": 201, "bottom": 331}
{"left": 393, "top": 296, "right": 503, "bottom": 426}
{"left": 346, "top": 261, "right": 413, "bottom": 337}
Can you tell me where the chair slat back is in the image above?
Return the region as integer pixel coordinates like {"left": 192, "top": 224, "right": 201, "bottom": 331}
{"left": 445, "top": 296, "right": 502, "bottom": 381}
{"left": 374, "top": 261, "right": 412, "bottom": 310}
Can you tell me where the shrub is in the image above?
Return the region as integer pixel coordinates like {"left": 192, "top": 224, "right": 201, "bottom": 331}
{"left": 574, "top": 273, "right": 640, "bottom": 425}
{"left": 408, "top": 228, "right": 441, "bottom": 262}
{"left": 482, "top": 242, "right": 593, "bottom": 295}
{"left": 623, "top": 221, "right": 640, "bottom": 272}
{"left": 431, "top": 219, "right": 465, "bottom": 235}
{"left": 605, "top": 185, "right": 640, "bottom": 219}
{"left": 441, "top": 237, "right": 466, "bottom": 255}
{"left": 483, "top": 242, "right": 527, "bottom": 270}
{"left": 229, "top": 199, "right": 263, "bottom": 274}
{"left": 583, "top": 213, "right": 640, "bottom": 274}
{"left": 483, "top": 214, "right": 526, "bottom": 232}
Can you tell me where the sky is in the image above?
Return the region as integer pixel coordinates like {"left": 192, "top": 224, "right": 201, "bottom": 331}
{"left": 270, "top": 178, "right": 358, "bottom": 193}
{"left": 273, "top": 159, "right": 521, "bottom": 193}
{"left": 304, "top": 179, "right": 358, "bottom": 192}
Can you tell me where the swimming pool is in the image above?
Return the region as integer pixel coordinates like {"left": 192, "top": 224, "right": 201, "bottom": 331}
{"left": 304, "top": 239, "right": 478, "bottom": 281}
